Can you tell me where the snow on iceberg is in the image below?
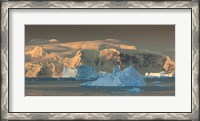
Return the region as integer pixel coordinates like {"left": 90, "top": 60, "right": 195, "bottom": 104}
{"left": 81, "top": 66, "right": 145, "bottom": 87}
{"left": 62, "top": 67, "right": 77, "bottom": 78}
{"left": 97, "top": 71, "right": 110, "bottom": 78}
{"left": 76, "top": 65, "right": 98, "bottom": 81}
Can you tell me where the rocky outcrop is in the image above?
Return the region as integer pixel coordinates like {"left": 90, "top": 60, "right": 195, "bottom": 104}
{"left": 25, "top": 56, "right": 63, "bottom": 77}
{"left": 119, "top": 51, "right": 175, "bottom": 75}
{"left": 25, "top": 63, "right": 41, "bottom": 77}
{"left": 26, "top": 46, "right": 48, "bottom": 59}
{"left": 61, "top": 50, "right": 83, "bottom": 68}
{"left": 163, "top": 56, "right": 175, "bottom": 74}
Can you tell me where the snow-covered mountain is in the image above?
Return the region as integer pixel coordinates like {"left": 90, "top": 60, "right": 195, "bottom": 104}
{"left": 25, "top": 39, "right": 175, "bottom": 77}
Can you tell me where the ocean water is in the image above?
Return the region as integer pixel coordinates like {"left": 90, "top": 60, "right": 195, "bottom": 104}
{"left": 25, "top": 77, "right": 175, "bottom": 96}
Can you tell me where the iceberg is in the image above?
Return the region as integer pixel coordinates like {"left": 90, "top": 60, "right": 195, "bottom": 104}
{"left": 112, "top": 65, "right": 121, "bottom": 74}
{"left": 62, "top": 67, "right": 77, "bottom": 78}
{"left": 128, "top": 87, "right": 144, "bottom": 92}
{"left": 76, "top": 65, "right": 98, "bottom": 81}
{"left": 81, "top": 66, "right": 145, "bottom": 87}
{"left": 97, "top": 71, "right": 110, "bottom": 78}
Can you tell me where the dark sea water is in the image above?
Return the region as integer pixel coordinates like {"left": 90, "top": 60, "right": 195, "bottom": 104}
{"left": 25, "top": 77, "right": 175, "bottom": 96}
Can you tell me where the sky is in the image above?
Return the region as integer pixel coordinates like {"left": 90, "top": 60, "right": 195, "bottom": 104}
{"left": 25, "top": 25, "right": 175, "bottom": 57}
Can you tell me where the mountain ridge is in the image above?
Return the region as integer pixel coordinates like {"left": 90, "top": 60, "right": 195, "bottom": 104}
{"left": 25, "top": 41, "right": 175, "bottom": 77}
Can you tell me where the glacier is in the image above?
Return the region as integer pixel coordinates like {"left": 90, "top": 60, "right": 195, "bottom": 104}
{"left": 81, "top": 66, "right": 145, "bottom": 87}
{"left": 62, "top": 67, "right": 77, "bottom": 78}
{"left": 144, "top": 71, "right": 174, "bottom": 78}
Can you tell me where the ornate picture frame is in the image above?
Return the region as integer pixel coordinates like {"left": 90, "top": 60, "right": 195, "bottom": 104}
{"left": 1, "top": 1, "right": 199, "bottom": 120}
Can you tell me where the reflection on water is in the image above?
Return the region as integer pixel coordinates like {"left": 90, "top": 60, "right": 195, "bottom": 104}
{"left": 25, "top": 77, "right": 175, "bottom": 96}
